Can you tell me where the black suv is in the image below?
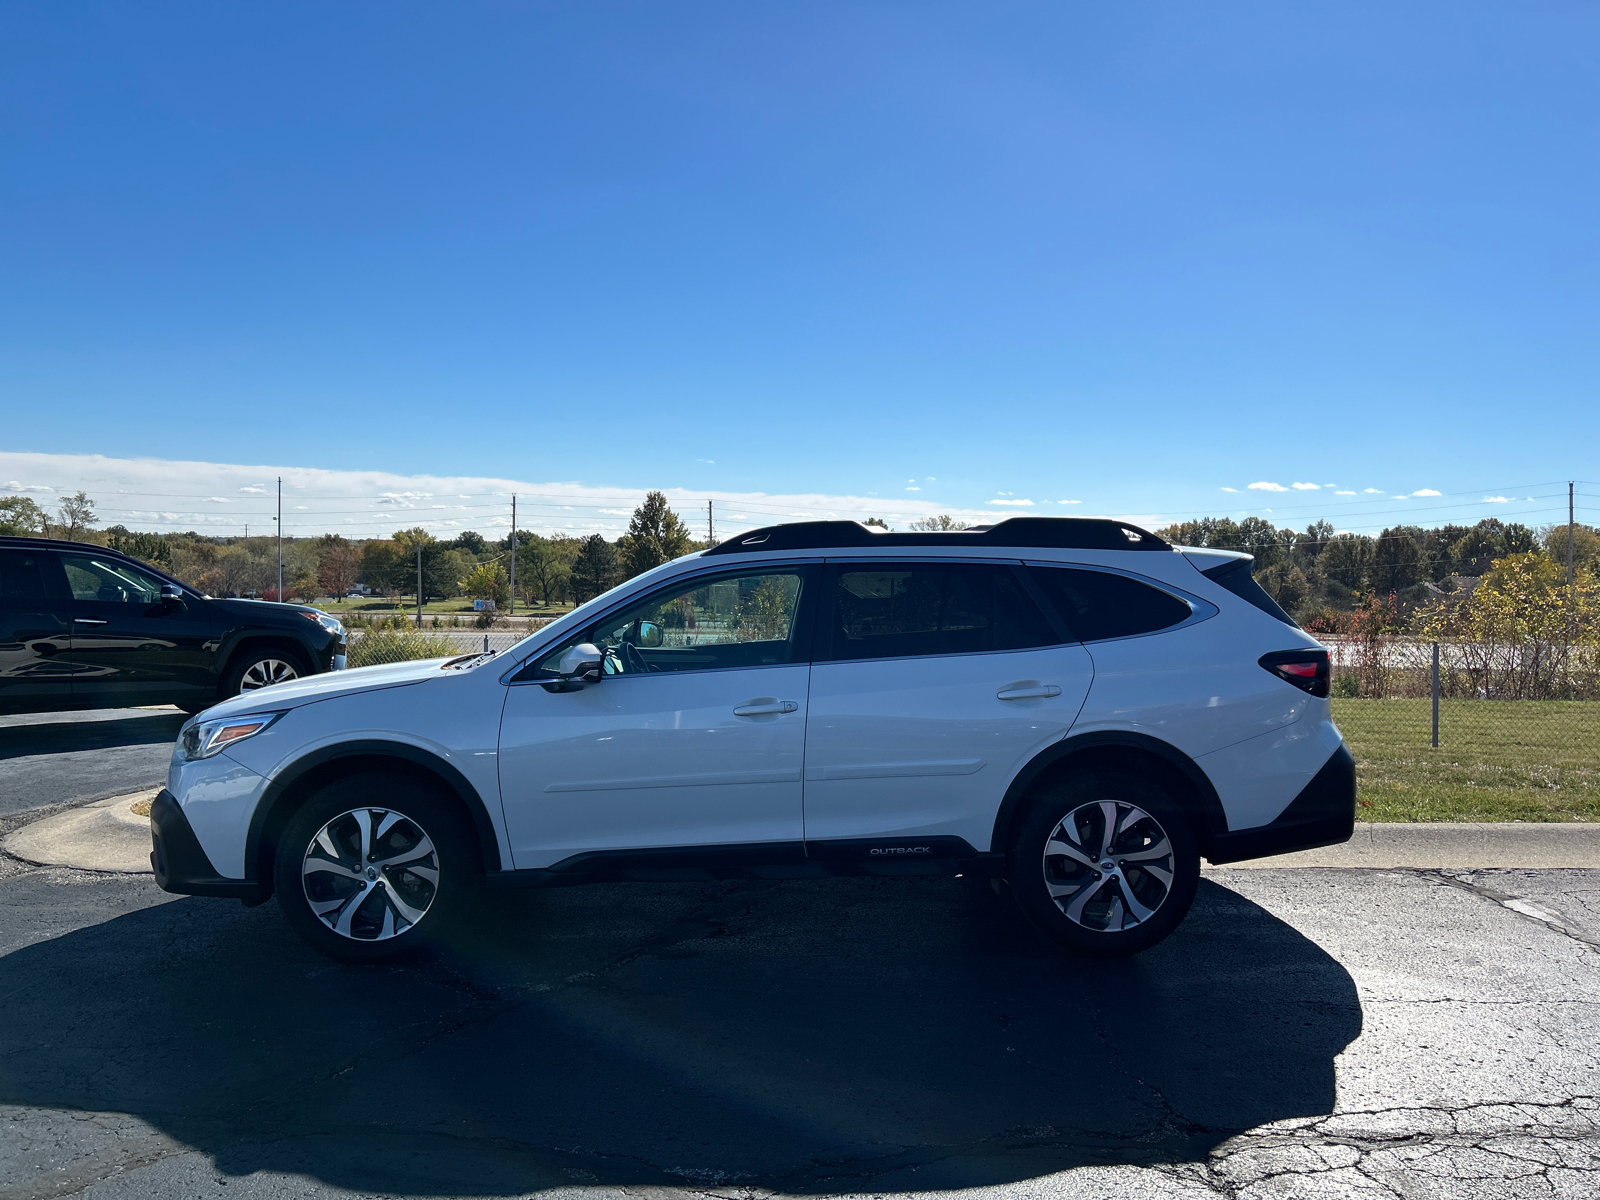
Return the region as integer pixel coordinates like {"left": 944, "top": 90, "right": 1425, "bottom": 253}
{"left": 0, "top": 536, "right": 346, "bottom": 716}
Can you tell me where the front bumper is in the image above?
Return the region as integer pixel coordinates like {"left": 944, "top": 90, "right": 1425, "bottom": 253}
{"left": 1205, "top": 743, "right": 1357, "bottom": 865}
{"left": 149, "top": 789, "right": 268, "bottom": 903}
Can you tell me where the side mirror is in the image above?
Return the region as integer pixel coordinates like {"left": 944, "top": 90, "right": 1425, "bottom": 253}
{"left": 159, "top": 583, "right": 186, "bottom": 610}
{"left": 556, "top": 643, "right": 604, "bottom": 683}
{"left": 637, "top": 621, "right": 663, "bottom": 649}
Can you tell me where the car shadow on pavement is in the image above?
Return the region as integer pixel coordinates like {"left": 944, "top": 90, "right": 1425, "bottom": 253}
{"left": 0, "top": 710, "right": 186, "bottom": 760}
{"left": 0, "top": 873, "right": 1361, "bottom": 1195}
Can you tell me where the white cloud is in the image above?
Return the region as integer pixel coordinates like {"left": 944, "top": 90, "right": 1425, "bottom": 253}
{"left": 204, "top": 496, "right": 230, "bottom": 504}
{"left": 1058, "top": 499, "right": 1082, "bottom": 505}
{"left": 1412, "top": 488, "right": 1442, "bottom": 497}
{"left": 1324, "top": 483, "right": 1338, "bottom": 488}
{"left": 0, "top": 450, "right": 1071, "bottom": 541}
{"left": 1363, "top": 488, "right": 1383, "bottom": 494}
{"left": 1291, "top": 482, "right": 1320, "bottom": 491}
{"left": 696, "top": 458, "right": 714, "bottom": 465}
{"left": 987, "top": 498, "right": 1035, "bottom": 506}
{"left": 905, "top": 486, "right": 920, "bottom": 491}
{"left": 1335, "top": 490, "right": 1355, "bottom": 495}
{"left": 2, "top": 480, "right": 54, "bottom": 493}
{"left": 1483, "top": 495, "right": 1510, "bottom": 503}
{"left": 1248, "top": 481, "right": 1289, "bottom": 492}
{"left": 238, "top": 485, "right": 267, "bottom": 494}
{"left": 925, "top": 477, "right": 936, "bottom": 482}
{"left": 1220, "top": 487, "right": 1238, "bottom": 493}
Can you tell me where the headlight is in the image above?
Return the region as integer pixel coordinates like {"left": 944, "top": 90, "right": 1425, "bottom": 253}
{"left": 300, "top": 610, "right": 344, "bottom": 636}
{"left": 180, "top": 712, "right": 284, "bottom": 761}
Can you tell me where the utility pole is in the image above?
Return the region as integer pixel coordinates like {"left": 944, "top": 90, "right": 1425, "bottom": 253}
{"left": 707, "top": 499, "right": 715, "bottom": 547}
{"left": 509, "top": 494, "right": 517, "bottom": 617}
{"left": 275, "top": 477, "right": 283, "bottom": 601}
{"left": 416, "top": 540, "right": 423, "bottom": 629}
{"left": 1569, "top": 482, "right": 1577, "bottom": 589}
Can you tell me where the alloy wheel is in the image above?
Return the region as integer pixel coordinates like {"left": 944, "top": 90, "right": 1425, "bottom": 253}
{"left": 300, "top": 807, "right": 440, "bottom": 941}
{"left": 1042, "top": 800, "right": 1175, "bottom": 933}
{"left": 240, "top": 658, "right": 299, "bottom": 690}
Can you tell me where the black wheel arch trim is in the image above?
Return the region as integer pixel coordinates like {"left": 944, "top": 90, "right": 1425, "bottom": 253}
{"left": 216, "top": 629, "right": 329, "bottom": 678}
{"left": 244, "top": 739, "right": 505, "bottom": 891}
{"left": 989, "top": 730, "right": 1231, "bottom": 856}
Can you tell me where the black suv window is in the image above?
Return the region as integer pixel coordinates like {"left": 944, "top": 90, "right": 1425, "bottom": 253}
{"left": 59, "top": 553, "right": 165, "bottom": 604}
{"left": 1029, "top": 566, "right": 1191, "bottom": 643}
{"left": 0, "top": 550, "right": 49, "bottom": 601}
{"left": 825, "top": 563, "right": 1059, "bottom": 662}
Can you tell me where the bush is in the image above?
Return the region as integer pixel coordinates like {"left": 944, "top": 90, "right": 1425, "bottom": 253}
{"left": 347, "top": 629, "right": 448, "bottom": 668}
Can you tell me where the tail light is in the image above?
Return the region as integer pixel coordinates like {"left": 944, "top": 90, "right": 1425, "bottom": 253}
{"left": 1259, "top": 649, "right": 1330, "bottom": 698}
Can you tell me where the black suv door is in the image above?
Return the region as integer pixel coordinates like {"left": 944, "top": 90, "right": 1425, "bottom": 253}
{"left": 54, "top": 550, "right": 217, "bottom": 709}
{"left": 0, "top": 547, "right": 73, "bottom": 714}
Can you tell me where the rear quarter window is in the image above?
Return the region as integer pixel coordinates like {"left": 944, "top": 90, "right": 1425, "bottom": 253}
{"left": 1029, "top": 566, "right": 1192, "bottom": 643}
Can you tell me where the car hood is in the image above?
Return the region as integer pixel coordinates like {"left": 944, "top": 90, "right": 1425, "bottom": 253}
{"left": 206, "top": 596, "right": 326, "bottom": 624}
{"left": 196, "top": 656, "right": 454, "bottom": 720}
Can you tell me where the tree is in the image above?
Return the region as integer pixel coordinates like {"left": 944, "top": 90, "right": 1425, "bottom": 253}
{"left": 516, "top": 533, "right": 574, "bottom": 606}
{"left": 1543, "top": 523, "right": 1600, "bottom": 574}
{"left": 359, "top": 540, "right": 407, "bottom": 595}
{"left": 449, "top": 531, "right": 487, "bottom": 555}
{"left": 0, "top": 496, "right": 46, "bottom": 535}
{"left": 317, "top": 539, "right": 360, "bottom": 597}
{"left": 571, "top": 535, "right": 621, "bottom": 603}
{"left": 863, "top": 517, "right": 889, "bottom": 529}
{"left": 908, "top": 515, "right": 968, "bottom": 531}
{"left": 57, "top": 491, "right": 97, "bottom": 541}
{"left": 1371, "top": 527, "right": 1423, "bottom": 592}
{"left": 462, "top": 562, "right": 509, "bottom": 607}
{"left": 1450, "top": 521, "right": 1506, "bottom": 577}
{"left": 105, "top": 528, "right": 171, "bottom": 567}
{"left": 622, "top": 491, "right": 694, "bottom": 578}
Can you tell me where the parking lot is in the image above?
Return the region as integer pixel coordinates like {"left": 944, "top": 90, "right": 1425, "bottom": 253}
{"left": 1, "top": 710, "right": 1597, "bottom": 1200}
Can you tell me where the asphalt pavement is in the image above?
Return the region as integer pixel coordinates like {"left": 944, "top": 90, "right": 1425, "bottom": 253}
{"left": 0, "top": 707, "right": 183, "bottom": 817}
{"left": 0, "top": 710, "right": 1596, "bottom": 1200}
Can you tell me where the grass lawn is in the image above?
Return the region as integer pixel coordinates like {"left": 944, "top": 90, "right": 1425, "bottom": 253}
{"left": 1332, "top": 699, "right": 1600, "bottom": 822}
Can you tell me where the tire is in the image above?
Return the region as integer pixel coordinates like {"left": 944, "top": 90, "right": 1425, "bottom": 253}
{"left": 222, "top": 646, "right": 309, "bottom": 698}
{"left": 274, "top": 770, "right": 480, "bottom": 963}
{"left": 1009, "top": 769, "right": 1200, "bottom": 958}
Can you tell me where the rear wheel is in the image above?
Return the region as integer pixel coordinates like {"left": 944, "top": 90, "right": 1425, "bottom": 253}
{"left": 1009, "top": 770, "right": 1199, "bottom": 958}
{"left": 274, "top": 771, "right": 479, "bottom": 963}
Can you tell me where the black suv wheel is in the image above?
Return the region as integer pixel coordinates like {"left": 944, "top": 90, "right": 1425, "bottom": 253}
{"left": 223, "top": 646, "right": 309, "bottom": 698}
{"left": 1009, "top": 770, "right": 1200, "bottom": 957}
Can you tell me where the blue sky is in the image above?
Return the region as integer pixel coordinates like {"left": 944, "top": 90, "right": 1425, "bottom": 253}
{"left": 1, "top": 2, "right": 1595, "bottom": 538}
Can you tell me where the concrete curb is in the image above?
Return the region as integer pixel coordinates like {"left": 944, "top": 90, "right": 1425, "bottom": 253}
{"left": 1208, "top": 821, "right": 1600, "bottom": 869}
{"left": 1, "top": 789, "right": 158, "bottom": 874}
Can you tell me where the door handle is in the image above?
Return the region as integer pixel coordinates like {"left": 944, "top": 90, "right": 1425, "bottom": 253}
{"left": 73, "top": 618, "right": 108, "bottom": 626}
{"left": 733, "top": 700, "right": 800, "bottom": 716}
{"left": 997, "top": 685, "right": 1061, "bottom": 700}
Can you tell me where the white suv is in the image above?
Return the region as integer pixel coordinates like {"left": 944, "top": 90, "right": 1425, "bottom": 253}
{"left": 151, "top": 517, "right": 1354, "bottom": 962}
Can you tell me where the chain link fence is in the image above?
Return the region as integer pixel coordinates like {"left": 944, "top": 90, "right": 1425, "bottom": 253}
{"left": 345, "top": 623, "right": 548, "bottom": 669}
{"left": 1323, "top": 635, "right": 1599, "bottom": 822}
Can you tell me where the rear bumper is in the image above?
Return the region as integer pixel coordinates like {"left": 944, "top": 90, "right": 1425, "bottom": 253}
{"left": 1205, "top": 743, "right": 1356, "bottom": 865}
{"left": 149, "top": 789, "right": 268, "bottom": 902}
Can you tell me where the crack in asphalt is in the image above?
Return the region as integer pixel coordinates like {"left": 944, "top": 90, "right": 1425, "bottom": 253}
{"left": 1416, "top": 869, "right": 1600, "bottom": 951}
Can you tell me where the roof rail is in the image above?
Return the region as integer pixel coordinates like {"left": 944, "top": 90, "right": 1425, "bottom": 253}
{"left": 702, "top": 517, "right": 1169, "bottom": 556}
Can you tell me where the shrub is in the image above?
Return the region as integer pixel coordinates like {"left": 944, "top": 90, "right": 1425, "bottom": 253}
{"left": 347, "top": 629, "right": 447, "bottom": 668}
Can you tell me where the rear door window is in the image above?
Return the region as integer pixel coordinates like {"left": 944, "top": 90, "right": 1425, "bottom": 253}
{"left": 1029, "top": 566, "right": 1192, "bottom": 643}
{"left": 825, "top": 563, "right": 1059, "bottom": 662}
{"left": 0, "top": 550, "right": 50, "bottom": 602}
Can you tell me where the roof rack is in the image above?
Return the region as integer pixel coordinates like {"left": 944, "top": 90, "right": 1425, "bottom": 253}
{"left": 702, "top": 517, "right": 1169, "bottom": 556}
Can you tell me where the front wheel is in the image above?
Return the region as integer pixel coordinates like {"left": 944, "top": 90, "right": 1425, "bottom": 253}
{"left": 223, "top": 647, "right": 309, "bottom": 698}
{"left": 1009, "top": 770, "right": 1200, "bottom": 958}
{"left": 274, "top": 771, "right": 479, "bottom": 963}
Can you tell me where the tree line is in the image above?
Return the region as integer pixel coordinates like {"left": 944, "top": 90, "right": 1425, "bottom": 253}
{"left": 0, "top": 488, "right": 703, "bottom": 609}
